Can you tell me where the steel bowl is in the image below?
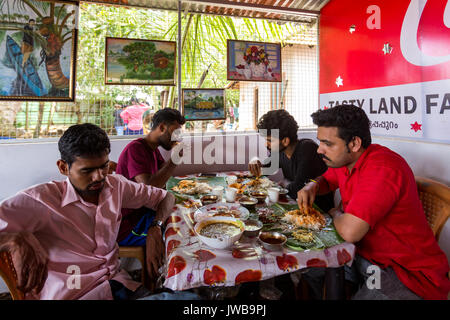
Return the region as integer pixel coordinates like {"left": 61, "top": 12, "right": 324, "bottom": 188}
{"left": 200, "top": 194, "right": 219, "bottom": 206}
{"left": 238, "top": 196, "right": 258, "bottom": 211}
{"left": 250, "top": 191, "right": 268, "bottom": 204}
{"left": 259, "top": 231, "right": 287, "bottom": 251}
{"left": 243, "top": 219, "right": 263, "bottom": 238}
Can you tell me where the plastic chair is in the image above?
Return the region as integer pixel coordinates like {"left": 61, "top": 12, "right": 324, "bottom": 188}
{"left": 109, "top": 160, "right": 148, "bottom": 286}
{"left": 415, "top": 176, "right": 450, "bottom": 240}
{"left": 0, "top": 251, "right": 24, "bottom": 300}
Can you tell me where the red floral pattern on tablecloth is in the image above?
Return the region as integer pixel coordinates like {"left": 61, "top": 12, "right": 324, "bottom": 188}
{"left": 276, "top": 254, "right": 299, "bottom": 271}
{"left": 163, "top": 177, "right": 356, "bottom": 291}
{"left": 204, "top": 265, "right": 227, "bottom": 285}
{"left": 235, "top": 269, "right": 262, "bottom": 285}
{"left": 167, "top": 256, "right": 186, "bottom": 278}
{"left": 194, "top": 249, "right": 216, "bottom": 262}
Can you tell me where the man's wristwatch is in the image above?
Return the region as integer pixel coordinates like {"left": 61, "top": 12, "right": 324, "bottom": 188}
{"left": 150, "top": 219, "right": 164, "bottom": 230}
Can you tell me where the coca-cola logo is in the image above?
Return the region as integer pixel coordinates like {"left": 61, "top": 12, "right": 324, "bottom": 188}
{"left": 400, "top": 0, "right": 450, "bottom": 66}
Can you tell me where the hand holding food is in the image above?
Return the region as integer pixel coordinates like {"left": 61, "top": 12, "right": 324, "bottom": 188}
{"left": 297, "top": 181, "right": 319, "bottom": 214}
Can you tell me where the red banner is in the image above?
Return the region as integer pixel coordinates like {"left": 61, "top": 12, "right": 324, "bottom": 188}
{"left": 319, "top": 0, "right": 450, "bottom": 143}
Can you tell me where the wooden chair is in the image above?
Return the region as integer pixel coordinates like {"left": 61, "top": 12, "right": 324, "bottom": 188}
{"left": 415, "top": 176, "right": 450, "bottom": 240}
{"left": 109, "top": 160, "right": 148, "bottom": 286}
{"left": 0, "top": 251, "right": 24, "bottom": 300}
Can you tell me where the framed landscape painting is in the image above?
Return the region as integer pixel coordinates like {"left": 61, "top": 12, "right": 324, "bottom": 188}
{"left": 105, "top": 37, "right": 176, "bottom": 85}
{"left": 182, "top": 88, "right": 226, "bottom": 121}
{"left": 0, "top": 0, "right": 78, "bottom": 101}
{"left": 227, "top": 39, "right": 281, "bottom": 82}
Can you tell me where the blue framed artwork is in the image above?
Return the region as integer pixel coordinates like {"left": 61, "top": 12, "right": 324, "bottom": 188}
{"left": 227, "top": 39, "right": 282, "bottom": 82}
{"left": 182, "top": 88, "right": 226, "bottom": 121}
{"left": 0, "top": 0, "right": 78, "bottom": 101}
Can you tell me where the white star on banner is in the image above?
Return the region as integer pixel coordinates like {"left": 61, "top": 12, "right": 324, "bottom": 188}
{"left": 383, "top": 43, "right": 393, "bottom": 55}
{"left": 336, "top": 76, "right": 343, "bottom": 87}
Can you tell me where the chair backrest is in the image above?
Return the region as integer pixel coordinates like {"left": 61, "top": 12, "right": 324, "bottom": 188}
{"left": 415, "top": 176, "right": 450, "bottom": 239}
{"left": 0, "top": 251, "right": 24, "bottom": 300}
{"left": 108, "top": 160, "right": 117, "bottom": 174}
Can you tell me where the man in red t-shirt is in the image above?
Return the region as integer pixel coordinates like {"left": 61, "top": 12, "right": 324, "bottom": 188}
{"left": 298, "top": 104, "right": 450, "bottom": 300}
{"left": 116, "top": 108, "right": 185, "bottom": 284}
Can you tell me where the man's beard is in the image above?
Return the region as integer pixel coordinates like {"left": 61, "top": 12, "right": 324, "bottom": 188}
{"left": 159, "top": 132, "right": 175, "bottom": 150}
{"left": 267, "top": 144, "right": 287, "bottom": 156}
{"left": 73, "top": 179, "right": 105, "bottom": 197}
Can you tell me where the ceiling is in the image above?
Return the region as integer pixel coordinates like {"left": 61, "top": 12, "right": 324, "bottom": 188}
{"left": 83, "top": 0, "right": 331, "bottom": 23}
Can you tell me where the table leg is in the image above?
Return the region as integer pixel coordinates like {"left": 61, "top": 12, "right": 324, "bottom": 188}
{"left": 324, "top": 267, "right": 345, "bottom": 300}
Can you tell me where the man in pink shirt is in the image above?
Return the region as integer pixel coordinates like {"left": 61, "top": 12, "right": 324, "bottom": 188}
{"left": 0, "top": 124, "right": 197, "bottom": 300}
{"left": 120, "top": 98, "right": 150, "bottom": 135}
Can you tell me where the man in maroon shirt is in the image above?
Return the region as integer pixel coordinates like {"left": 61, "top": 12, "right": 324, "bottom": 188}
{"left": 298, "top": 104, "right": 450, "bottom": 300}
{"left": 116, "top": 108, "right": 185, "bottom": 284}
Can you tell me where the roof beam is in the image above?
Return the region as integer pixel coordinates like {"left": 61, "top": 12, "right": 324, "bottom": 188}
{"left": 182, "top": 0, "right": 320, "bottom": 17}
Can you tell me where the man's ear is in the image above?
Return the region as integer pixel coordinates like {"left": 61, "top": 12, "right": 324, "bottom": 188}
{"left": 158, "top": 122, "right": 167, "bottom": 133}
{"left": 57, "top": 159, "right": 69, "bottom": 176}
{"left": 281, "top": 137, "right": 290, "bottom": 147}
{"left": 349, "top": 136, "right": 363, "bottom": 152}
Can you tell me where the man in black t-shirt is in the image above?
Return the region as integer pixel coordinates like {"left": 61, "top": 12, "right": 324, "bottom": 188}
{"left": 249, "top": 109, "right": 334, "bottom": 212}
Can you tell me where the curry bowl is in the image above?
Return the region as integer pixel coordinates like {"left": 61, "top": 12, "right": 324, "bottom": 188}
{"left": 238, "top": 196, "right": 258, "bottom": 210}
{"left": 259, "top": 231, "right": 287, "bottom": 251}
{"left": 194, "top": 216, "right": 244, "bottom": 249}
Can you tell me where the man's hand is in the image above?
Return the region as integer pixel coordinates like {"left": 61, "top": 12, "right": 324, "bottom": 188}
{"left": 145, "top": 227, "right": 165, "bottom": 290}
{"left": 297, "top": 181, "right": 319, "bottom": 214}
{"left": 248, "top": 159, "right": 262, "bottom": 177}
{"left": 2, "top": 232, "right": 48, "bottom": 295}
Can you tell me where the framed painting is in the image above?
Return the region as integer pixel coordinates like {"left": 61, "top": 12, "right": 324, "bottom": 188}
{"left": 182, "top": 88, "right": 226, "bottom": 121}
{"left": 227, "top": 39, "right": 282, "bottom": 82}
{"left": 105, "top": 37, "right": 176, "bottom": 86}
{"left": 0, "top": 0, "right": 78, "bottom": 101}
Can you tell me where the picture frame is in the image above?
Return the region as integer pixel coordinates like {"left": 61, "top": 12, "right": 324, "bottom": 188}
{"left": 227, "top": 39, "right": 282, "bottom": 82}
{"left": 182, "top": 88, "right": 226, "bottom": 121}
{"left": 0, "top": 0, "right": 78, "bottom": 101}
{"left": 105, "top": 37, "right": 176, "bottom": 86}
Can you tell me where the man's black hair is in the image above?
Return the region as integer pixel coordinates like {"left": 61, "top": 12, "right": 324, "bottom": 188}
{"left": 58, "top": 123, "right": 111, "bottom": 167}
{"left": 151, "top": 108, "right": 186, "bottom": 130}
{"left": 311, "top": 104, "right": 372, "bottom": 148}
{"left": 256, "top": 109, "right": 299, "bottom": 142}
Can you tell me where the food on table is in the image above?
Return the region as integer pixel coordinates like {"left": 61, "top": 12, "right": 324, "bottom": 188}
{"left": 245, "top": 177, "right": 275, "bottom": 191}
{"left": 212, "top": 209, "right": 241, "bottom": 219}
{"left": 199, "top": 222, "right": 242, "bottom": 239}
{"left": 292, "top": 229, "right": 314, "bottom": 243}
{"left": 257, "top": 207, "right": 278, "bottom": 224}
{"left": 245, "top": 224, "right": 262, "bottom": 231}
{"left": 282, "top": 207, "right": 326, "bottom": 230}
{"left": 182, "top": 198, "right": 202, "bottom": 208}
{"left": 250, "top": 191, "right": 267, "bottom": 204}
{"left": 228, "top": 183, "right": 245, "bottom": 194}
{"left": 172, "top": 179, "right": 212, "bottom": 195}
{"left": 200, "top": 195, "right": 219, "bottom": 205}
